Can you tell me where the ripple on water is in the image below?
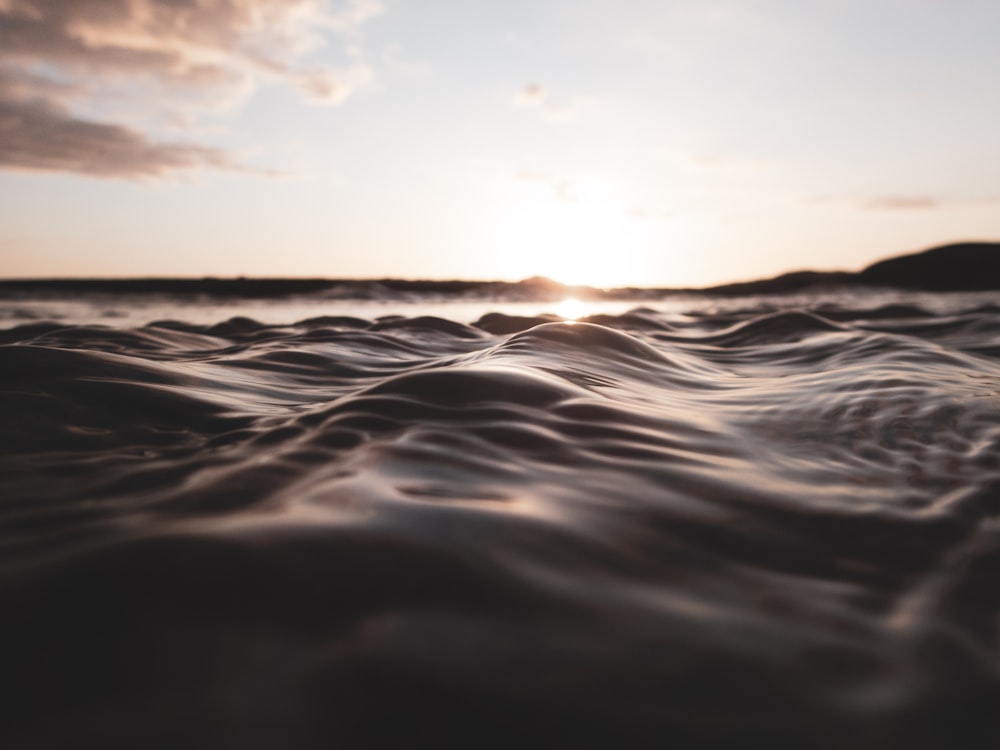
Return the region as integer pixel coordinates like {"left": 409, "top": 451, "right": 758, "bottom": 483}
{"left": 3, "top": 299, "right": 1000, "bottom": 748}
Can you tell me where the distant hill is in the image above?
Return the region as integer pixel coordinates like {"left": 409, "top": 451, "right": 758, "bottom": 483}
{"left": 700, "top": 241, "right": 1000, "bottom": 296}
{"left": 700, "top": 270, "right": 856, "bottom": 296}
{"left": 857, "top": 242, "right": 1000, "bottom": 291}
{"left": 1, "top": 242, "right": 998, "bottom": 298}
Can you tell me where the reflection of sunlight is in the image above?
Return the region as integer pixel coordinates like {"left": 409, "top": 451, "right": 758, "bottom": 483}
{"left": 484, "top": 177, "right": 669, "bottom": 288}
{"left": 556, "top": 297, "right": 589, "bottom": 321}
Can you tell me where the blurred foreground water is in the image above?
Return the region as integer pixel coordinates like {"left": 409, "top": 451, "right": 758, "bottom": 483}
{"left": 3, "top": 287, "right": 1000, "bottom": 748}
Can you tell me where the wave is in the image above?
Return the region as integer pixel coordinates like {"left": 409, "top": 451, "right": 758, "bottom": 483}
{"left": 3, "top": 299, "right": 1000, "bottom": 748}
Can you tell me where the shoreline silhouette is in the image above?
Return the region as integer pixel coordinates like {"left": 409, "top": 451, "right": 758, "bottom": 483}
{"left": 1, "top": 241, "right": 997, "bottom": 300}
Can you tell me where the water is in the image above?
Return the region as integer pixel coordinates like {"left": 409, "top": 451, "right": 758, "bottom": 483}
{"left": 3, "top": 288, "right": 1000, "bottom": 748}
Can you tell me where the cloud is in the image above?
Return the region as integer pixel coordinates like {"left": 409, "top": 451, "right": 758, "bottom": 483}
{"left": 322, "top": 0, "right": 384, "bottom": 33}
{"left": 861, "top": 195, "right": 940, "bottom": 210}
{"left": 810, "top": 193, "right": 1000, "bottom": 211}
{"left": 0, "top": 94, "right": 233, "bottom": 177}
{"left": 512, "top": 84, "right": 547, "bottom": 107}
{"left": 0, "top": 0, "right": 382, "bottom": 178}
{"left": 511, "top": 83, "right": 581, "bottom": 123}
{"left": 653, "top": 147, "right": 772, "bottom": 175}
{"left": 0, "top": 0, "right": 381, "bottom": 85}
{"left": 291, "top": 63, "right": 374, "bottom": 105}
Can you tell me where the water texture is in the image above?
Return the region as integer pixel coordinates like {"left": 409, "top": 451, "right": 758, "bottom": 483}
{"left": 3, "top": 296, "right": 1000, "bottom": 748}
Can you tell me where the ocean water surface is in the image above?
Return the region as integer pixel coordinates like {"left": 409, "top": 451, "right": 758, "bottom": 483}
{"left": 3, "top": 288, "right": 1000, "bottom": 748}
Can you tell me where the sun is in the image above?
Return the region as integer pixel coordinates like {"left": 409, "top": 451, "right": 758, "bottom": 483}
{"left": 482, "top": 176, "right": 667, "bottom": 288}
{"left": 555, "top": 297, "right": 589, "bottom": 321}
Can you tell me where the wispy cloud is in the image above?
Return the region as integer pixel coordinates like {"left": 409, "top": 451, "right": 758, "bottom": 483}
{"left": 0, "top": 0, "right": 382, "bottom": 177}
{"left": 511, "top": 83, "right": 581, "bottom": 123}
{"left": 512, "top": 83, "right": 547, "bottom": 108}
{"left": 808, "top": 193, "right": 1000, "bottom": 211}
{"left": 653, "top": 147, "right": 772, "bottom": 175}
{"left": 861, "top": 195, "right": 940, "bottom": 210}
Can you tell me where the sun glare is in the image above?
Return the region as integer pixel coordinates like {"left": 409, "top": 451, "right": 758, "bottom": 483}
{"left": 555, "top": 297, "right": 589, "bottom": 321}
{"left": 484, "top": 176, "right": 666, "bottom": 288}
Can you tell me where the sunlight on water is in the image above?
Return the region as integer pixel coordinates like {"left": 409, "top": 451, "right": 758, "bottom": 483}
{"left": 4, "top": 289, "right": 1000, "bottom": 748}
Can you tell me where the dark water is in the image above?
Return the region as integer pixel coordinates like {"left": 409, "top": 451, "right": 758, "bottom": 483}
{"left": 3, "top": 296, "right": 1000, "bottom": 748}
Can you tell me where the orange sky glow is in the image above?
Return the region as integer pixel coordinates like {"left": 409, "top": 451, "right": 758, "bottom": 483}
{"left": 1, "top": 0, "right": 998, "bottom": 288}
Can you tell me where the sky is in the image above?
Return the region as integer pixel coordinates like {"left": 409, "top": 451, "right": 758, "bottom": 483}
{"left": 1, "top": 0, "right": 999, "bottom": 288}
